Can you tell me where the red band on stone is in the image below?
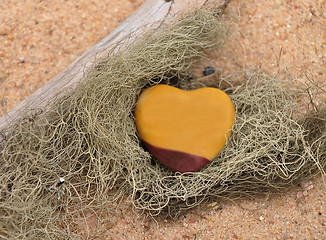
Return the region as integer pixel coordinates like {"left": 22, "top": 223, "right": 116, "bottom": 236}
{"left": 143, "top": 141, "right": 210, "bottom": 173}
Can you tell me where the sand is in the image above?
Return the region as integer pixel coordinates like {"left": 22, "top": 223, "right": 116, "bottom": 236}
{"left": 0, "top": 0, "right": 325, "bottom": 239}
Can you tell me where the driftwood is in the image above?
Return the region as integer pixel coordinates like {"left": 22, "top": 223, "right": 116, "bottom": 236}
{"left": 0, "top": 0, "right": 229, "bottom": 130}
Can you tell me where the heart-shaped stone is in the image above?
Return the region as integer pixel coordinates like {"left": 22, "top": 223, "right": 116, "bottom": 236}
{"left": 135, "top": 84, "right": 235, "bottom": 173}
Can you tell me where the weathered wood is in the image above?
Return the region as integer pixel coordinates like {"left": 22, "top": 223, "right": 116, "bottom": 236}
{"left": 0, "top": 0, "right": 227, "bottom": 130}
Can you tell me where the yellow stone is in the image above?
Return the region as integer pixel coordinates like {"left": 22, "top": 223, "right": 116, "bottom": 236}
{"left": 135, "top": 84, "right": 235, "bottom": 163}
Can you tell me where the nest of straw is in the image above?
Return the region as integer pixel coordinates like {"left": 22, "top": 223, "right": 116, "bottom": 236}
{"left": 0, "top": 9, "right": 325, "bottom": 240}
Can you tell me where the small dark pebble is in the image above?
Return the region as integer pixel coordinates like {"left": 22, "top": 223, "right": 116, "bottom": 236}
{"left": 20, "top": 58, "right": 25, "bottom": 63}
{"left": 203, "top": 66, "right": 215, "bottom": 76}
{"left": 318, "top": 212, "right": 322, "bottom": 215}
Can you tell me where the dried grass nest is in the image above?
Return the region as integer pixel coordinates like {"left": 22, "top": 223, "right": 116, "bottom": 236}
{"left": 0, "top": 9, "right": 325, "bottom": 240}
